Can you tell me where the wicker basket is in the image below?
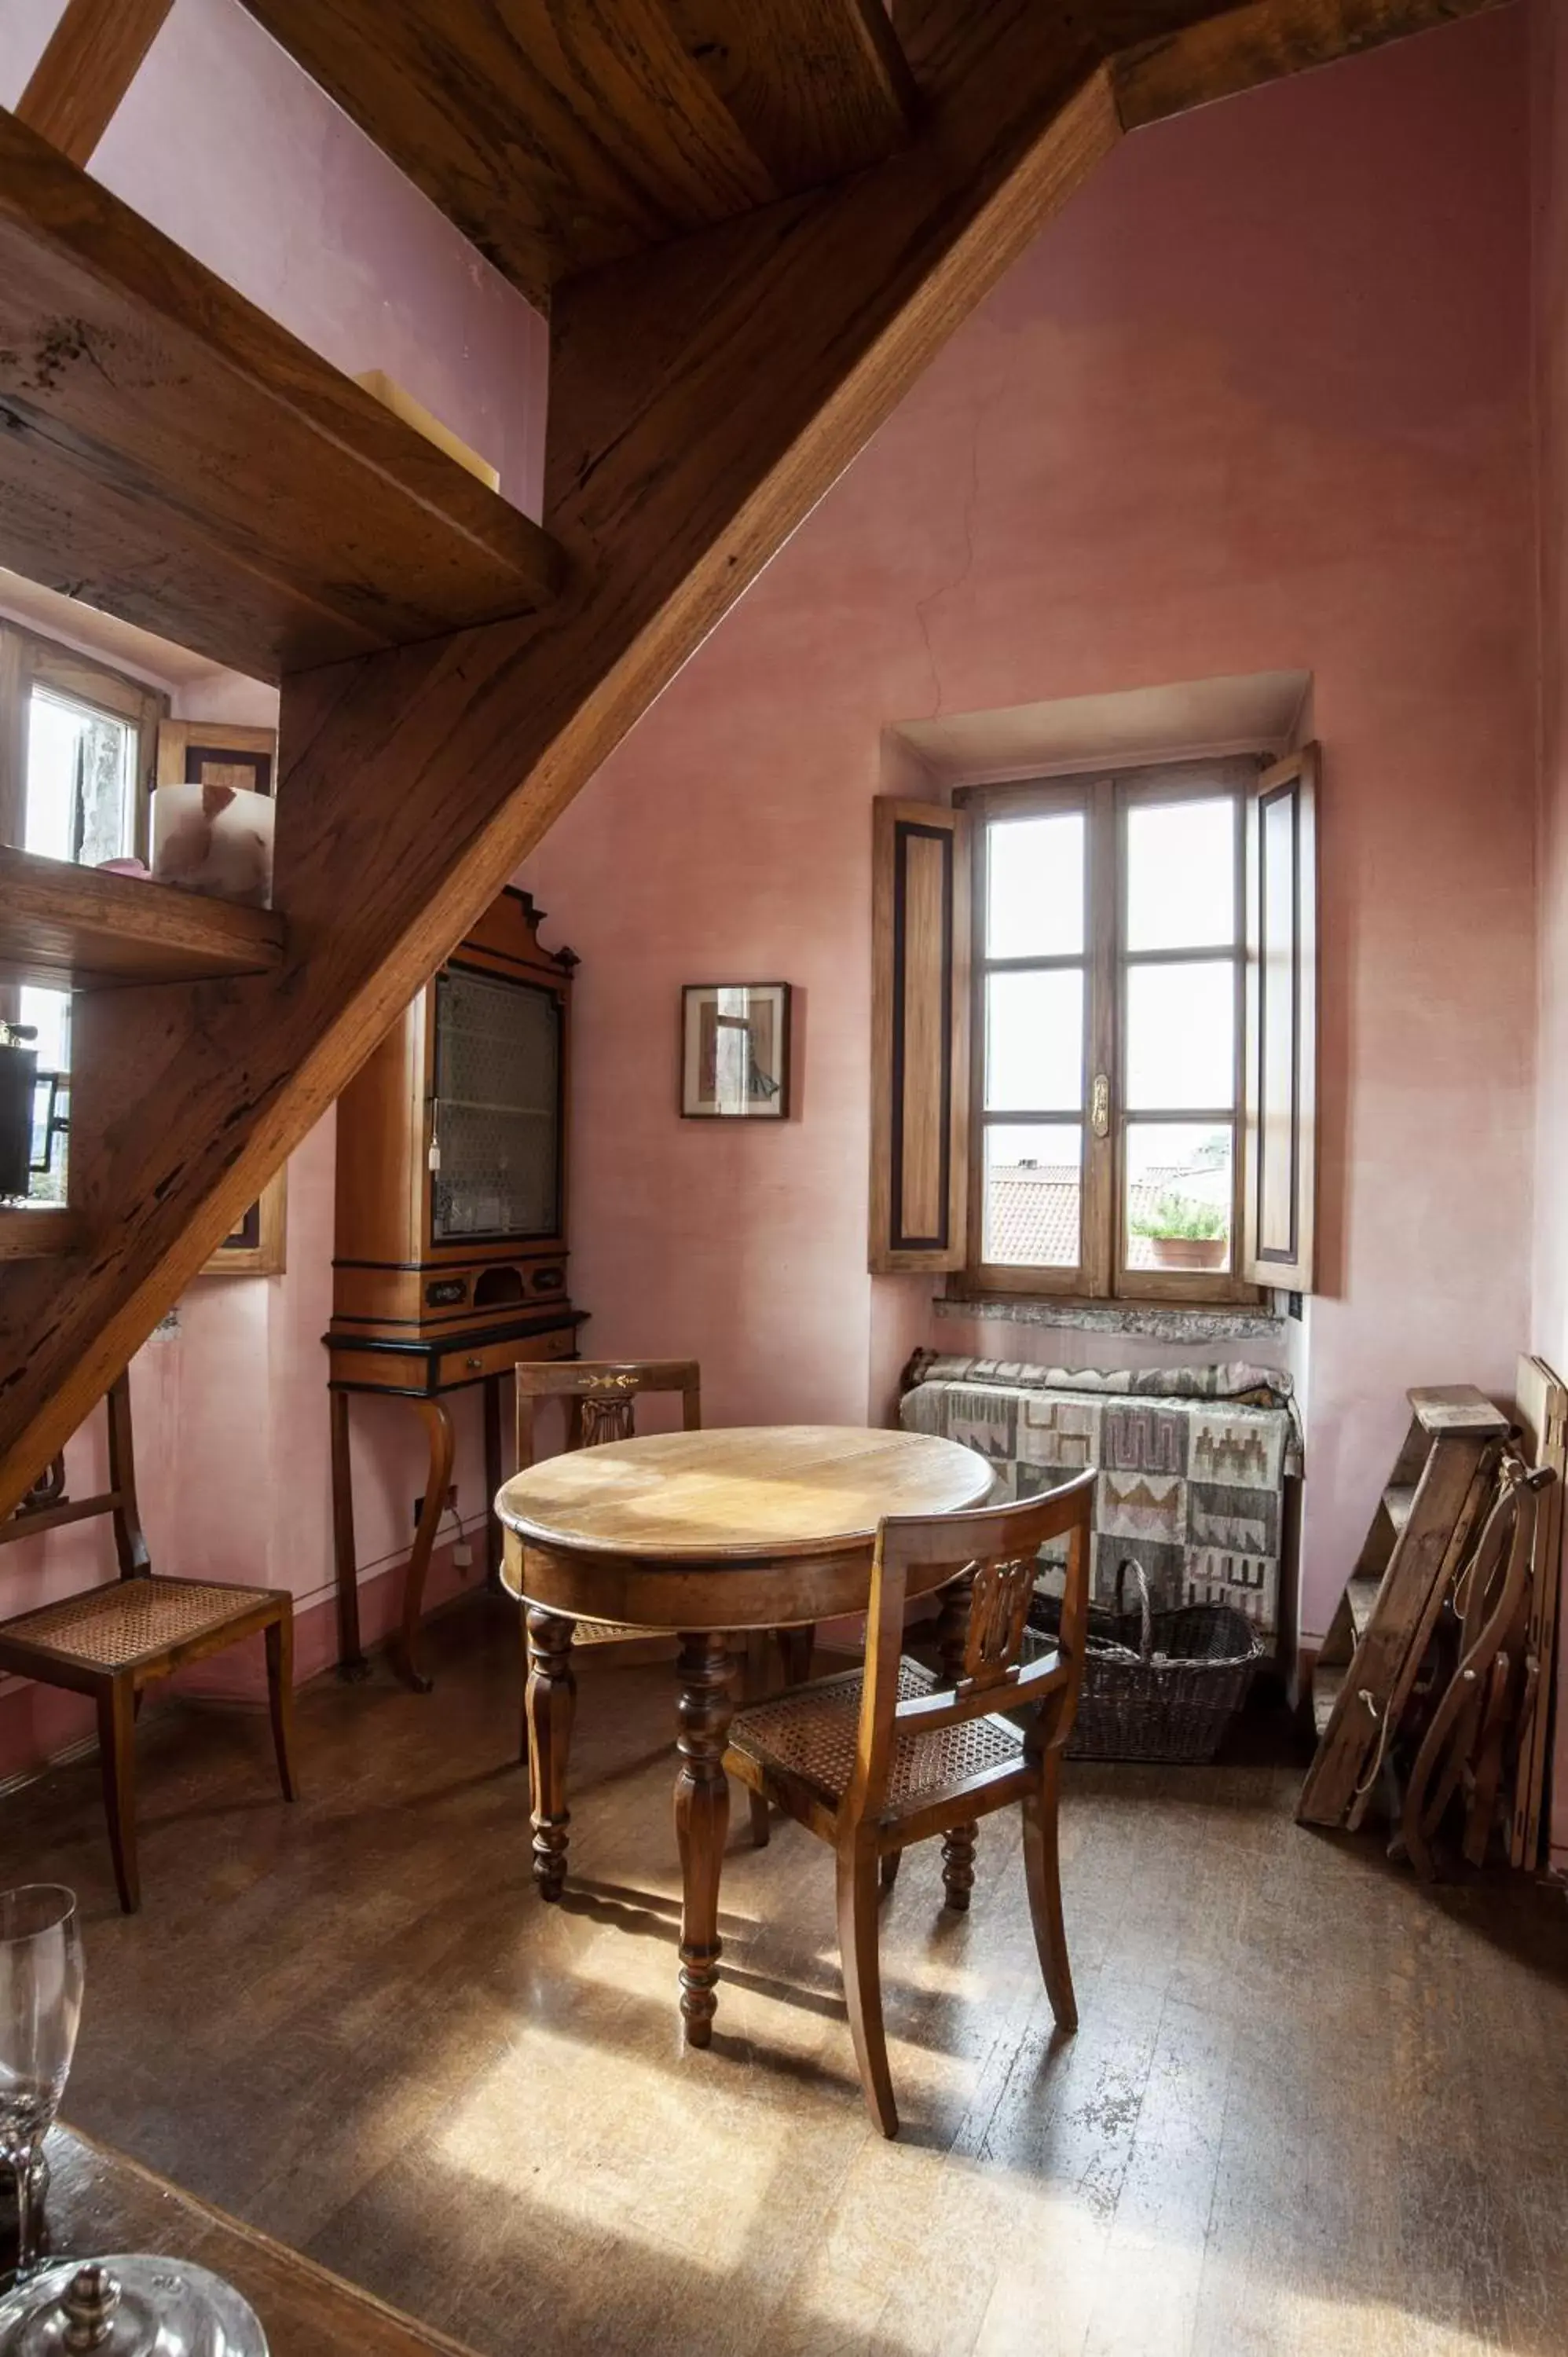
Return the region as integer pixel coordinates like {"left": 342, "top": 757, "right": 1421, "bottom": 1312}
{"left": 1028, "top": 1559, "right": 1263, "bottom": 1764}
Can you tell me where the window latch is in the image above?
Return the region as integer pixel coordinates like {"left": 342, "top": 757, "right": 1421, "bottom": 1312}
{"left": 1091, "top": 1072, "right": 1110, "bottom": 1138}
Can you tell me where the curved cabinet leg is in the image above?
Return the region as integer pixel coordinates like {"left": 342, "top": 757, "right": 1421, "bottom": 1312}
{"left": 396, "top": 1398, "right": 455, "bottom": 1692}
{"left": 526, "top": 1606, "right": 577, "bottom": 1900}
{"left": 674, "top": 1632, "right": 736, "bottom": 2047}
{"left": 330, "top": 1388, "right": 369, "bottom": 1683}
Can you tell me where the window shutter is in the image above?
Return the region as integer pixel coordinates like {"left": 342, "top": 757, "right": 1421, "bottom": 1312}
{"left": 1242, "top": 745, "right": 1317, "bottom": 1291}
{"left": 870, "top": 798, "right": 971, "bottom": 1274}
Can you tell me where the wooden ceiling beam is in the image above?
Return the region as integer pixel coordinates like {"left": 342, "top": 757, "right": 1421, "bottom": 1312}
{"left": 0, "top": 0, "right": 1501, "bottom": 1511}
{"left": 16, "top": 0, "right": 175, "bottom": 167}
{"left": 1112, "top": 0, "right": 1508, "bottom": 125}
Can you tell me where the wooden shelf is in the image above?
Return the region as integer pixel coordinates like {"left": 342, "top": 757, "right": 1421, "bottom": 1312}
{"left": 0, "top": 104, "right": 563, "bottom": 681}
{"left": 0, "top": 849, "right": 284, "bottom": 989}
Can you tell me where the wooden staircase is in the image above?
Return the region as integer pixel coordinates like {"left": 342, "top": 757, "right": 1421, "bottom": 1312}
{"left": 0, "top": 0, "right": 1501, "bottom": 1515}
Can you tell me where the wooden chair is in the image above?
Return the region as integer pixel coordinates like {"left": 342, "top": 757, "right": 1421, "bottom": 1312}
{"left": 512, "top": 1359, "right": 811, "bottom": 1864}
{"left": 725, "top": 1467, "right": 1096, "bottom": 2138}
{"left": 0, "top": 1373, "right": 298, "bottom": 1915}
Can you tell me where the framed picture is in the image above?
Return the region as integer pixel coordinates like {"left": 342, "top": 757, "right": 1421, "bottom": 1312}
{"left": 201, "top": 1168, "right": 287, "bottom": 1276}
{"left": 681, "top": 984, "right": 792, "bottom": 1120}
{"left": 157, "top": 720, "right": 277, "bottom": 798}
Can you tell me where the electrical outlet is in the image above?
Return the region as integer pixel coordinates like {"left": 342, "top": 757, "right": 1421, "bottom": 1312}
{"left": 412, "top": 1483, "right": 460, "bottom": 1526}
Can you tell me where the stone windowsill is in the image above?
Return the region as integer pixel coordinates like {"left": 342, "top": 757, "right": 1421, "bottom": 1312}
{"left": 935, "top": 1294, "right": 1284, "bottom": 1343}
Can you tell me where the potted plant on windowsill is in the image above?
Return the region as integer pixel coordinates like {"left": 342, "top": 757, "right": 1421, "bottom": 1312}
{"left": 1130, "top": 1193, "right": 1229, "bottom": 1273}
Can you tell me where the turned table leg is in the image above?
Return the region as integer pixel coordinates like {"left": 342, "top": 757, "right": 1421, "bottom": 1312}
{"left": 526, "top": 1606, "right": 577, "bottom": 1901}
{"left": 674, "top": 1631, "right": 737, "bottom": 2047}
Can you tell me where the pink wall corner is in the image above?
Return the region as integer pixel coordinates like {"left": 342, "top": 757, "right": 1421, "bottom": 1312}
{"left": 1528, "top": 0, "right": 1568, "bottom": 1873}
{"left": 527, "top": 8, "right": 1537, "bottom": 1655}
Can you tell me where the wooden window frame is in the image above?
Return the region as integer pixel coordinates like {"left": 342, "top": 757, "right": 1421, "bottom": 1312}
{"left": 956, "top": 757, "right": 1263, "bottom": 1307}
{"left": 0, "top": 618, "right": 167, "bottom": 866}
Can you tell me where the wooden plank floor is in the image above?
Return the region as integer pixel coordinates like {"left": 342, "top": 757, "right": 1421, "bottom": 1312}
{"left": 2, "top": 1594, "right": 1566, "bottom": 2357}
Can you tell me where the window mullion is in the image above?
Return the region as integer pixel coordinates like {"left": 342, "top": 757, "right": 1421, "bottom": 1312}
{"left": 1083, "top": 776, "right": 1116, "bottom": 1298}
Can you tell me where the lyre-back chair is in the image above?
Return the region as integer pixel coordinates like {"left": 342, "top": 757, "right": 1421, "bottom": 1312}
{"left": 725, "top": 1467, "right": 1096, "bottom": 2137}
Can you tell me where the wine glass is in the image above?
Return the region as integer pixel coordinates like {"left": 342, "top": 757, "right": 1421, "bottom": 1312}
{"left": 0, "top": 1886, "right": 82, "bottom": 2283}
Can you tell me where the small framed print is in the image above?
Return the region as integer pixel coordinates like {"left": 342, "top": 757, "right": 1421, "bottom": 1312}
{"left": 681, "top": 984, "right": 792, "bottom": 1120}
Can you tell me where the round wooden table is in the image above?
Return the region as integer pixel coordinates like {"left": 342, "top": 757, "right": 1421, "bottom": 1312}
{"left": 496, "top": 1424, "right": 993, "bottom": 2042}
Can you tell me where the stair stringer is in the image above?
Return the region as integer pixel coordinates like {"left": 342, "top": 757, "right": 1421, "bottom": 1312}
{"left": 0, "top": 0, "right": 1500, "bottom": 1512}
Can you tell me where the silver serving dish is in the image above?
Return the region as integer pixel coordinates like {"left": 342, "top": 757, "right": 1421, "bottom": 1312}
{"left": 0, "top": 2256, "right": 266, "bottom": 2355}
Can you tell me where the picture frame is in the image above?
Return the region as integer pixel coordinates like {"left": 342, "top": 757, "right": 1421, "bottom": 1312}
{"left": 680, "top": 984, "right": 792, "bottom": 1120}
{"left": 201, "top": 1168, "right": 287, "bottom": 1277}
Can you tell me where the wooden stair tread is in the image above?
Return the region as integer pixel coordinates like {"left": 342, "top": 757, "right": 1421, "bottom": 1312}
{"left": 0, "top": 848, "right": 284, "bottom": 989}
{"left": 235, "top": 0, "right": 918, "bottom": 311}
{"left": 1346, "top": 1574, "right": 1382, "bottom": 1644}
{"left": 1312, "top": 1662, "right": 1346, "bottom": 1740}
{"left": 1383, "top": 1483, "right": 1416, "bottom": 1534}
{"left": 0, "top": 104, "right": 563, "bottom": 681}
{"left": 1408, "top": 1385, "right": 1509, "bottom": 1437}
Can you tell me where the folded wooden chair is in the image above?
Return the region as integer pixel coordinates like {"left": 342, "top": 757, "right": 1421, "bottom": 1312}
{"left": 725, "top": 1467, "right": 1095, "bottom": 2137}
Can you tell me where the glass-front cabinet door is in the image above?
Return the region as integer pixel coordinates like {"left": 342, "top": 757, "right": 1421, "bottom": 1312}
{"left": 430, "top": 966, "right": 562, "bottom": 1245}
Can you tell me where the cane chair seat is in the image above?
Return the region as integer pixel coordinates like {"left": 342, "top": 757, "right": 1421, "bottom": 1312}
{"left": 570, "top": 1618, "right": 647, "bottom": 1646}
{"left": 0, "top": 1577, "right": 281, "bottom": 1673}
{"left": 728, "top": 1656, "right": 1025, "bottom": 1817}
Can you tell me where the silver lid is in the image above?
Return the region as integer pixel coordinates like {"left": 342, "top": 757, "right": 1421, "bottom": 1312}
{"left": 0, "top": 2256, "right": 267, "bottom": 2356}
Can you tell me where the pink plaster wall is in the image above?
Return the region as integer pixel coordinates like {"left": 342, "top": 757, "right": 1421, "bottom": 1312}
{"left": 526, "top": 9, "right": 1538, "bottom": 1654}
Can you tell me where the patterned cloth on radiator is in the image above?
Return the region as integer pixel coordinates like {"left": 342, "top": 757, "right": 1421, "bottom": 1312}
{"left": 899, "top": 1361, "right": 1301, "bottom": 1637}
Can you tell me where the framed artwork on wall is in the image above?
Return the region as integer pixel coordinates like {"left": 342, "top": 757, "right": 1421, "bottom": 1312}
{"left": 201, "top": 1168, "right": 287, "bottom": 1277}
{"left": 680, "top": 984, "right": 792, "bottom": 1119}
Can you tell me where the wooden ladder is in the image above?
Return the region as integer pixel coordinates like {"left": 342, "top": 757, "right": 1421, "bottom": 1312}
{"left": 1297, "top": 1385, "right": 1508, "bottom": 1833}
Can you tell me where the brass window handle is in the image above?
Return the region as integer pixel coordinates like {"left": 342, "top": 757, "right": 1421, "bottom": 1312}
{"left": 1091, "top": 1073, "right": 1110, "bottom": 1138}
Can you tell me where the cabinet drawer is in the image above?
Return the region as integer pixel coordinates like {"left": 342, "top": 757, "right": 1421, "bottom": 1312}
{"left": 436, "top": 1329, "right": 575, "bottom": 1387}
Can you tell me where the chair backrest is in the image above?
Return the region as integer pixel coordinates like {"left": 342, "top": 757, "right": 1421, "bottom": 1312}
{"left": 513, "top": 1359, "right": 702, "bottom": 1465}
{"left": 842, "top": 1468, "right": 1097, "bottom": 1827}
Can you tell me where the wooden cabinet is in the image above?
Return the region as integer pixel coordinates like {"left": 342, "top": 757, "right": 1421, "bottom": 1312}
{"left": 326, "top": 888, "right": 584, "bottom": 1690}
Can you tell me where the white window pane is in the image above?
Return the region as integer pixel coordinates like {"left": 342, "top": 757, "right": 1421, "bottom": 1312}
{"left": 985, "top": 969, "right": 1083, "bottom": 1113}
{"left": 1125, "top": 961, "right": 1234, "bottom": 1111}
{"left": 985, "top": 812, "right": 1084, "bottom": 959}
{"left": 1126, "top": 797, "right": 1236, "bottom": 951}
{"left": 984, "top": 1124, "right": 1081, "bottom": 1266}
{"left": 24, "top": 690, "right": 134, "bottom": 867}
{"left": 1125, "top": 1124, "right": 1233, "bottom": 1274}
